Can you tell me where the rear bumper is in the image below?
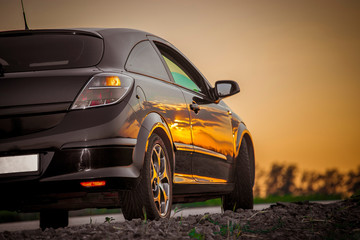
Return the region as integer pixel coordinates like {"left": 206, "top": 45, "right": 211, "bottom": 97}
{"left": 0, "top": 99, "right": 144, "bottom": 211}
{"left": 0, "top": 138, "right": 140, "bottom": 212}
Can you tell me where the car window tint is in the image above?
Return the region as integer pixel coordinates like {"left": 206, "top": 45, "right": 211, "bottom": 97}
{"left": 126, "top": 41, "right": 170, "bottom": 81}
{"left": 162, "top": 55, "right": 201, "bottom": 92}
{"left": 154, "top": 42, "right": 207, "bottom": 95}
{"left": 0, "top": 34, "right": 103, "bottom": 73}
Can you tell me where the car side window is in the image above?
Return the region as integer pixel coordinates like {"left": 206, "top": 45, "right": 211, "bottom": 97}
{"left": 125, "top": 41, "right": 170, "bottom": 81}
{"left": 154, "top": 42, "right": 207, "bottom": 94}
{"left": 162, "top": 55, "right": 201, "bottom": 92}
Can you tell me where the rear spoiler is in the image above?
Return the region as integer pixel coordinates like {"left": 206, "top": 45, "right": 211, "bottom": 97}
{"left": 0, "top": 29, "right": 103, "bottom": 39}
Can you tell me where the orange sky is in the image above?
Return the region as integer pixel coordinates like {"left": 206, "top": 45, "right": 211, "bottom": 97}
{"left": 1, "top": 0, "right": 359, "bottom": 172}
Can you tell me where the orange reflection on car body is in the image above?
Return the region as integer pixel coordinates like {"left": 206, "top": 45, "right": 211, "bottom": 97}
{"left": 173, "top": 173, "right": 227, "bottom": 184}
{"left": 146, "top": 100, "right": 192, "bottom": 146}
{"left": 191, "top": 117, "right": 234, "bottom": 157}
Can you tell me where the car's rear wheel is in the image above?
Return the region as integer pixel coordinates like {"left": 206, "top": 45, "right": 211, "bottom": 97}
{"left": 121, "top": 133, "right": 172, "bottom": 220}
{"left": 40, "top": 210, "right": 68, "bottom": 230}
{"left": 222, "top": 138, "right": 254, "bottom": 211}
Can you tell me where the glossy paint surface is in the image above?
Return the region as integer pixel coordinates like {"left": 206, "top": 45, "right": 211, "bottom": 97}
{"left": 126, "top": 72, "right": 193, "bottom": 177}
{"left": 181, "top": 90, "right": 234, "bottom": 183}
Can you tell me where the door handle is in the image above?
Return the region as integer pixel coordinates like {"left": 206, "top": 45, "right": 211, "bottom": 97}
{"left": 190, "top": 102, "right": 200, "bottom": 114}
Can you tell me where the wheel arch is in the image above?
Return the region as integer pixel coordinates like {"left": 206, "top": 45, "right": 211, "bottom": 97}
{"left": 132, "top": 112, "right": 175, "bottom": 177}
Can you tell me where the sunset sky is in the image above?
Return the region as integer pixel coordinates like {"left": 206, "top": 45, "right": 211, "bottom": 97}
{"left": 1, "top": 0, "right": 359, "bottom": 173}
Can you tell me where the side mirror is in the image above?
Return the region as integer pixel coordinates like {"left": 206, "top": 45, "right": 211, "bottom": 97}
{"left": 214, "top": 80, "right": 240, "bottom": 100}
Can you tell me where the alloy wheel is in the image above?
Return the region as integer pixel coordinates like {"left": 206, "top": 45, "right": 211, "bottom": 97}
{"left": 150, "top": 143, "right": 170, "bottom": 217}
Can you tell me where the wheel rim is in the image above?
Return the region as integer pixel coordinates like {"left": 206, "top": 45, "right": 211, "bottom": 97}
{"left": 150, "top": 143, "right": 170, "bottom": 217}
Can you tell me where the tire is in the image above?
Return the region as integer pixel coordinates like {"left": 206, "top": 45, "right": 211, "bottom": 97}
{"left": 222, "top": 138, "right": 254, "bottom": 211}
{"left": 40, "top": 210, "right": 68, "bottom": 230}
{"left": 121, "top": 133, "right": 172, "bottom": 220}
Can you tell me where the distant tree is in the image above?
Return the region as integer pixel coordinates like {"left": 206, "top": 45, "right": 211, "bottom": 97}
{"left": 253, "top": 164, "right": 265, "bottom": 197}
{"left": 279, "top": 164, "right": 297, "bottom": 195}
{"left": 345, "top": 166, "right": 360, "bottom": 195}
{"left": 317, "top": 169, "right": 344, "bottom": 195}
{"left": 266, "top": 163, "right": 285, "bottom": 196}
{"left": 299, "top": 170, "right": 321, "bottom": 195}
{"left": 265, "top": 163, "right": 297, "bottom": 196}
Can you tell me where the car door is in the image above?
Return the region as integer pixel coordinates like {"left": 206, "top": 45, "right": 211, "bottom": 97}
{"left": 153, "top": 41, "right": 234, "bottom": 183}
{"left": 124, "top": 40, "right": 193, "bottom": 180}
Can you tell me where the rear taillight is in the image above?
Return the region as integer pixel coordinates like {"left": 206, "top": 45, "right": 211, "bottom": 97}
{"left": 71, "top": 73, "right": 133, "bottom": 110}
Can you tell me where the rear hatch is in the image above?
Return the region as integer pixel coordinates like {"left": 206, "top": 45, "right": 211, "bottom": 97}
{"left": 0, "top": 30, "right": 104, "bottom": 139}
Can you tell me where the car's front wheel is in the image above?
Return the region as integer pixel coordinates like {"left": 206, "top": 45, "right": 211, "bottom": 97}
{"left": 121, "top": 133, "right": 172, "bottom": 220}
{"left": 222, "top": 138, "right": 254, "bottom": 211}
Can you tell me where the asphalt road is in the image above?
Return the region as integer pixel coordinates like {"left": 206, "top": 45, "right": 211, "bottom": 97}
{"left": 0, "top": 202, "right": 337, "bottom": 232}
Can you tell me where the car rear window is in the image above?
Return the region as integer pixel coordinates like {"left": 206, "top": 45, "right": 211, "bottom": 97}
{"left": 0, "top": 33, "right": 103, "bottom": 73}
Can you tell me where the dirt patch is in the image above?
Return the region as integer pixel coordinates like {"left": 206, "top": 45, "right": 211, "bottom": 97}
{"left": 1, "top": 197, "right": 359, "bottom": 240}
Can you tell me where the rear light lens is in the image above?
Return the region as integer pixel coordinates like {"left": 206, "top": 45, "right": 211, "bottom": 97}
{"left": 80, "top": 181, "right": 106, "bottom": 187}
{"left": 71, "top": 73, "right": 133, "bottom": 110}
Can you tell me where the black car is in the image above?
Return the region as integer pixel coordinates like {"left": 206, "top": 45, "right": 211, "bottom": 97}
{"left": 0, "top": 28, "right": 255, "bottom": 229}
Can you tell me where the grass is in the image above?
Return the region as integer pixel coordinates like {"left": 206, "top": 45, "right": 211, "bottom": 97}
{"left": 253, "top": 194, "right": 342, "bottom": 204}
{"left": 177, "top": 193, "right": 342, "bottom": 209}
{"left": 175, "top": 198, "right": 222, "bottom": 208}
{"left": 0, "top": 194, "right": 342, "bottom": 223}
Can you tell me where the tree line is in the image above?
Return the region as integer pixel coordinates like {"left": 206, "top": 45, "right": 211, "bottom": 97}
{"left": 253, "top": 163, "right": 360, "bottom": 198}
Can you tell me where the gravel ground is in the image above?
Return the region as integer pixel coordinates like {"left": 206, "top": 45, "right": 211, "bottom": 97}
{"left": 1, "top": 196, "right": 359, "bottom": 240}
